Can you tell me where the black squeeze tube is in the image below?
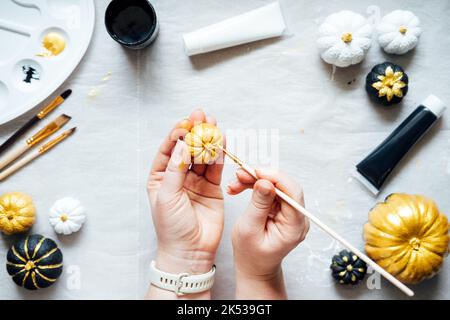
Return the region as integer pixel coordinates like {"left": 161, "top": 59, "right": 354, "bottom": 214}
{"left": 356, "top": 105, "right": 439, "bottom": 192}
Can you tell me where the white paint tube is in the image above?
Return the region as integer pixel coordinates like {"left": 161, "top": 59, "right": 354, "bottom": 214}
{"left": 183, "top": 2, "right": 287, "bottom": 56}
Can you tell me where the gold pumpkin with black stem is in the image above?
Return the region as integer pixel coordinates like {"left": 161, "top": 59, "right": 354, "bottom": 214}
{"left": 6, "top": 234, "right": 63, "bottom": 290}
{"left": 366, "top": 62, "right": 409, "bottom": 106}
{"left": 364, "top": 194, "right": 449, "bottom": 284}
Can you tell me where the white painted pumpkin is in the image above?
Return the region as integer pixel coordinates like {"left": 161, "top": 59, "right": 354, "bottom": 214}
{"left": 377, "top": 10, "right": 421, "bottom": 55}
{"left": 317, "top": 10, "right": 373, "bottom": 67}
{"left": 49, "top": 198, "right": 86, "bottom": 235}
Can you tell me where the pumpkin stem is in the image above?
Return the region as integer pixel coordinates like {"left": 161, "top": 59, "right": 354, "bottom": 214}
{"left": 409, "top": 237, "right": 421, "bottom": 251}
{"left": 341, "top": 32, "right": 353, "bottom": 43}
{"left": 399, "top": 26, "right": 407, "bottom": 34}
{"left": 25, "top": 261, "right": 35, "bottom": 271}
{"left": 6, "top": 211, "right": 15, "bottom": 220}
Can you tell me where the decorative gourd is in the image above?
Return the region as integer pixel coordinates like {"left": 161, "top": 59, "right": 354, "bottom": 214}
{"left": 365, "top": 62, "right": 408, "bottom": 105}
{"left": 184, "top": 123, "right": 223, "bottom": 164}
{"left": 6, "top": 234, "right": 63, "bottom": 290}
{"left": 364, "top": 194, "right": 449, "bottom": 284}
{"left": 0, "top": 192, "right": 36, "bottom": 235}
{"left": 317, "top": 10, "right": 373, "bottom": 68}
{"left": 330, "top": 250, "right": 367, "bottom": 285}
{"left": 49, "top": 197, "right": 86, "bottom": 235}
{"left": 377, "top": 10, "right": 421, "bottom": 55}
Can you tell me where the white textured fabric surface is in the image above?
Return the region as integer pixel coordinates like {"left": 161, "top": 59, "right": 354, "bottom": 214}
{"left": 0, "top": 0, "right": 449, "bottom": 299}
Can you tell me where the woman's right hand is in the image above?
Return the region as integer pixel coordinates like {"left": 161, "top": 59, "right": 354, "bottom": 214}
{"left": 227, "top": 169, "right": 310, "bottom": 299}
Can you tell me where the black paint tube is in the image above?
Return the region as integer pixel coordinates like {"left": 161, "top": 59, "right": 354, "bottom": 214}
{"left": 353, "top": 95, "right": 446, "bottom": 195}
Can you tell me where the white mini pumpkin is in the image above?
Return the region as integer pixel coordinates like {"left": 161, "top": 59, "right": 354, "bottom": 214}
{"left": 49, "top": 197, "right": 86, "bottom": 235}
{"left": 377, "top": 10, "right": 421, "bottom": 55}
{"left": 317, "top": 10, "right": 373, "bottom": 67}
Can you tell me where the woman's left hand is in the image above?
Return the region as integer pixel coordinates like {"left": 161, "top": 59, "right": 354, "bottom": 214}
{"left": 146, "top": 110, "right": 225, "bottom": 299}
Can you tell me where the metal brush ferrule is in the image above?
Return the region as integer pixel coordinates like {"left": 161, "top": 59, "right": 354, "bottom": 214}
{"left": 26, "top": 122, "right": 58, "bottom": 146}
{"left": 37, "top": 97, "right": 64, "bottom": 119}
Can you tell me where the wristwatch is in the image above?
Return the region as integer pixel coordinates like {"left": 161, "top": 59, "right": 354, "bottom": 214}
{"left": 150, "top": 261, "right": 216, "bottom": 295}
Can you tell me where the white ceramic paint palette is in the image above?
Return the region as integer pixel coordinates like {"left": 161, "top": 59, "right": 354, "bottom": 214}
{"left": 0, "top": 0, "right": 95, "bottom": 125}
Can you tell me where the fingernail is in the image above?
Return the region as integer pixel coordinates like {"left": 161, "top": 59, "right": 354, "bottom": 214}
{"left": 257, "top": 184, "right": 271, "bottom": 196}
{"left": 172, "top": 140, "right": 189, "bottom": 171}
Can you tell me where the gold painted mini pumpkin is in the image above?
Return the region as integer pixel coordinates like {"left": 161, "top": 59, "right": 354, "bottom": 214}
{"left": 184, "top": 123, "right": 223, "bottom": 164}
{"left": 364, "top": 194, "right": 449, "bottom": 284}
{"left": 0, "top": 192, "right": 36, "bottom": 235}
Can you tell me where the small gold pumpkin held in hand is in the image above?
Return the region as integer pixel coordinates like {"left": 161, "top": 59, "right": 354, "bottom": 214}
{"left": 0, "top": 192, "right": 36, "bottom": 235}
{"left": 364, "top": 193, "right": 449, "bottom": 284}
{"left": 184, "top": 123, "right": 223, "bottom": 164}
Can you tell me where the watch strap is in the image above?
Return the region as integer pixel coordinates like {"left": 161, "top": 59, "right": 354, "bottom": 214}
{"left": 150, "top": 261, "right": 216, "bottom": 295}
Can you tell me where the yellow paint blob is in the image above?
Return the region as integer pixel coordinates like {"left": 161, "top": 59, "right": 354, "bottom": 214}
{"left": 38, "top": 32, "right": 66, "bottom": 57}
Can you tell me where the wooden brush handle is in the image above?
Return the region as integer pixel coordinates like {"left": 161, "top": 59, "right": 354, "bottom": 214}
{"left": 0, "top": 116, "right": 38, "bottom": 156}
{"left": 0, "top": 152, "right": 38, "bottom": 181}
{"left": 0, "top": 144, "right": 30, "bottom": 171}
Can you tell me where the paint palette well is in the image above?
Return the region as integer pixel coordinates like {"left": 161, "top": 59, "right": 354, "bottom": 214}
{"left": 0, "top": 0, "right": 95, "bottom": 124}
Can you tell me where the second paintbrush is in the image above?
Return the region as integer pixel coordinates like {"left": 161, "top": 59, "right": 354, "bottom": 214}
{"left": 0, "top": 128, "right": 76, "bottom": 181}
{"left": 0, "top": 89, "right": 72, "bottom": 156}
{"left": 0, "top": 114, "right": 71, "bottom": 171}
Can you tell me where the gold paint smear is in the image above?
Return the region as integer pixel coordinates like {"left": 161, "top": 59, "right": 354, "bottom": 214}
{"left": 37, "top": 263, "right": 63, "bottom": 270}
{"left": 35, "top": 269, "right": 57, "bottom": 282}
{"left": 37, "top": 32, "right": 66, "bottom": 57}
{"left": 34, "top": 247, "right": 58, "bottom": 263}
{"left": 32, "top": 236, "right": 46, "bottom": 259}
{"left": 31, "top": 272, "right": 40, "bottom": 289}
{"left": 11, "top": 246, "right": 26, "bottom": 263}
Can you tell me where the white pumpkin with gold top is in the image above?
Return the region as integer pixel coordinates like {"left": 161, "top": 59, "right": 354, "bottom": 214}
{"left": 317, "top": 10, "right": 373, "bottom": 67}
{"left": 364, "top": 193, "right": 449, "bottom": 284}
{"left": 377, "top": 10, "right": 421, "bottom": 55}
{"left": 49, "top": 197, "right": 86, "bottom": 235}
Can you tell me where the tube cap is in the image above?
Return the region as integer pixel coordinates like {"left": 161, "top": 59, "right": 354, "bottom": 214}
{"left": 422, "top": 95, "right": 446, "bottom": 118}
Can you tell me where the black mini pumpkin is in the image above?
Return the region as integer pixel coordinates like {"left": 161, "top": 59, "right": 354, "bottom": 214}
{"left": 330, "top": 250, "right": 367, "bottom": 285}
{"left": 6, "top": 234, "right": 63, "bottom": 290}
{"left": 366, "top": 62, "right": 408, "bottom": 106}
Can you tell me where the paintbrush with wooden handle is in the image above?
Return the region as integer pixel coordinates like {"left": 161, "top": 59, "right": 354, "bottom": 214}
{"left": 0, "top": 89, "right": 72, "bottom": 156}
{"left": 0, "top": 128, "right": 76, "bottom": 181}
{"left": 0, "top": 114, "right": 71, "bottom": 171}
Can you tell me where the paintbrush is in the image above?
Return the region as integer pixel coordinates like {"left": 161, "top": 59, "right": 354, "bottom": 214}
{"left": 0, "top": 114, "right": 71, "bottom": 171}
{"left": 0, "top": 127, "right": 76, "bottom": 181}
{"left": 218, "top": 145, "right": 415, "bottom": 297}
{"left": 0, "top": 89, "right": 72, "bottom": 156}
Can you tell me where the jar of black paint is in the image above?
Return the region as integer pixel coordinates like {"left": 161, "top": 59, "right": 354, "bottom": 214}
{"left": 105, "top": 0, "right": 159, "bottom": 49}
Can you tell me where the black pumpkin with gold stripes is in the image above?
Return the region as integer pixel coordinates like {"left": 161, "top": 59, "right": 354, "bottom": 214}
{"left": 6, "top": 234, "right": 63, "bottom": 290}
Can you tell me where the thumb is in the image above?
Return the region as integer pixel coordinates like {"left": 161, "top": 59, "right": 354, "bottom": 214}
{"left": 159, "top": 139, "right": 191, "bottom": 197}
{"left": 243, "top": 179, "right": 276, "bottom": 229}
